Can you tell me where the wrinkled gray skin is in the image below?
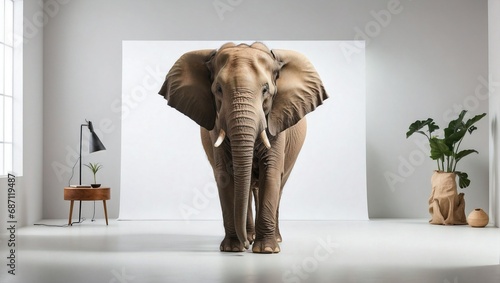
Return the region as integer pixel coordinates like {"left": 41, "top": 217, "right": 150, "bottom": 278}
{"left": 159, "top": 42, "right": 328, "bottom": 253}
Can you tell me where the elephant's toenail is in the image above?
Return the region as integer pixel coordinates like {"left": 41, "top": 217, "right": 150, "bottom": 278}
{"left": 264, "top": 247, "right": 273, "bottom": 253}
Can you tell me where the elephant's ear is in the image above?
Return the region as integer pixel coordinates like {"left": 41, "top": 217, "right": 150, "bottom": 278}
{"left": 159, "top": 49, "right": 217, "bottom": 130}
{"left": 268, "top": 49, "right": 328, "bottom": 136}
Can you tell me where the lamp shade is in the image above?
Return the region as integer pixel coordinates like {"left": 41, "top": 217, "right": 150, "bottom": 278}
{"left": 89, "top": 131, "right": 106, "bottom": 153}
{"left": 87, "top": 120, "right": 106, "bottom": 153}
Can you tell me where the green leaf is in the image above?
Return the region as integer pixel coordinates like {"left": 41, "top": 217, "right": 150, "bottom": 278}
{"left": 446, "top": 110, "right": 466, "bottom": 133}
{"left": 456, "top": 171, "right": 470, "bottom": 189}
{"left": 427, "top": 121, "right": 439, "bottom": 135}
{"left": 406, "top": 118, "right": 437, "bottom": 139}
{"left": 468, "top": 125, "right": 477, "bottom": 135}
{"left": 454, "top": 149, "right": 478, "bottom": 163}
{"left": 445, "top": 129, "right": 467, "bottom": 149}
{"left": 455, "top": 110, "right": 467, "bottom": 125}
{"left": 464, "top": 113, "right": 486, "bottom": 129}
{"left": 429, "top": 137, "right": 452, "bottom": 160}
{"left": 84, "top": 162, "right": 102, "bottom": 174}
{"left": 444, "top": 111, "right": 467, "bottom": 148}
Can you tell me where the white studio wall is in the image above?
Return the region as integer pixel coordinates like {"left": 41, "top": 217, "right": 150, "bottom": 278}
{"left": 119, "top": 40, "right": 367, "bottom": 220}
{"left": 41, "top": 0, "right": 489, "bottom": 220}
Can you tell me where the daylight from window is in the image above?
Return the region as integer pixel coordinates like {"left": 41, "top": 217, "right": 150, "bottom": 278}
{"left": 0, "top": 0, "right": 14, "bottom": 176}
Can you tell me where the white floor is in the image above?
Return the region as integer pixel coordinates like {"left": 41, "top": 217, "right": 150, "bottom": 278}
{"left": 1, "top": 219, "right": 499, "bottom": 283}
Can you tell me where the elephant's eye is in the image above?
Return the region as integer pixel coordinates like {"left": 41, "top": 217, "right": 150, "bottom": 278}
{"left": 262, "top": 83, "right": 269, "bottom": 95}
{"left": 216, "top": 84, "right": 223, "bottom": 95}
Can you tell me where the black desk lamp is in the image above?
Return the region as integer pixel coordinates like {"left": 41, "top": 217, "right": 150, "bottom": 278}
{"left": 77, "top": 119, "right": 106, "bottom": 222}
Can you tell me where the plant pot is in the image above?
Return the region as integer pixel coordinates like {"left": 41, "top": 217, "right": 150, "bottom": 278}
{"left": 91, "top": 184, "right": 101, "bottom": 188}
{"left": 467, "top": 208, "right": 489, "bottom": 227}
{"left": 428, "top": 171, "right": 467, "bottom": 225}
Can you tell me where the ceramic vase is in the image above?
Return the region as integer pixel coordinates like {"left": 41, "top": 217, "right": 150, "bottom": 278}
{"left": 467, "top": 208, "right": 489, "bottom": 227}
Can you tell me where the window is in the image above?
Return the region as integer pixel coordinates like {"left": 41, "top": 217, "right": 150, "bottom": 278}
{"left": 1, "top": 0, "right": 15, "bottom": 176}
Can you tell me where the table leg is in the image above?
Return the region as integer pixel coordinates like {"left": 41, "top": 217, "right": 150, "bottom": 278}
{"left": 68, "top": 200, "right": 74, "bottom": 226}
{"left": 103, "top": 200, "right": 109, "bottom": 225}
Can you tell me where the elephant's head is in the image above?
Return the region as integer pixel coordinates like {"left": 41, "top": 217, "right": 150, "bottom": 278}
{"left": 159, "top": 42, "right": 328, "bottom": 248}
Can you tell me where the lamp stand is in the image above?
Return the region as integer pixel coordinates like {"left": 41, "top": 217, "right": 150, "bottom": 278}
{"left": 78, "top": 123, "right": 85, "bottom": 223}
{"left": 73, "top": 119, "right": 106, "bottom": 225}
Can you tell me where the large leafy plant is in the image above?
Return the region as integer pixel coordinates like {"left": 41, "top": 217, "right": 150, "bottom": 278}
{"left": 406, "top": 110, "right": 486, "bottom": 189}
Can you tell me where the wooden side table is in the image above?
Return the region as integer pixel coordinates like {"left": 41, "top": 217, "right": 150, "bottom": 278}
{"left": 64, "top": 187, "right": 110, "bottom": 225}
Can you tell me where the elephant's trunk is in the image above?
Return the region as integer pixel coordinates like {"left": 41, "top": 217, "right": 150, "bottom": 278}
{"left": 228, "top": 95, "right": 261, "bottom": 250}
{"left": 231, "top": 137, "right": 253, "bottom": 249}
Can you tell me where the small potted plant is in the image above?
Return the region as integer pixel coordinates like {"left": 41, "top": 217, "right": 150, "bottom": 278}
{"left": 85, "top": 162, "right": 103, "bottom": 188}
{"left": 406, "top": 110, "right": 486, "bottom": 225}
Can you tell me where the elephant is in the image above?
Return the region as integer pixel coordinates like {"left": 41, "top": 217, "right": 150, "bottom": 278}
{"left": 159, "top": 42, "right": 328, "bottom": 253}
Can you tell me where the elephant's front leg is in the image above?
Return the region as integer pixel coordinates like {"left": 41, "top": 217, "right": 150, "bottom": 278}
{"left": 253, "top": 169, "right": 282, "bottom": 253}
{"left": 216, "top": 171, "right": 248, "bottom": 252}
{"left": 213, "top": 152, "right": 246, "bottom": 252}
{"left": 252, "top": 148, "right": 285, "bottom": 253}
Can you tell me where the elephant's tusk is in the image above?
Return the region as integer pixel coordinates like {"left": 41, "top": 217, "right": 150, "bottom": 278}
{"left": 260, "top": 130, "right": 271, "bottom": 149}
{"left": 214, "top": 129, "right": 226, "bottom": 147}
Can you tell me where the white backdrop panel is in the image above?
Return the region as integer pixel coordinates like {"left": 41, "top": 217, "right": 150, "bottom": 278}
{"left": 120, "top": 40, "right": 367, "bottom": 220}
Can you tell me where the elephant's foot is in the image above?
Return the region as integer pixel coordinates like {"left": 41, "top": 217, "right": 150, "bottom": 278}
{"left": 247, "top": 231, "right": 256, "bottom": 245}
{"left": 275, "top": 230, "right": 282, "bottom": 243}
{"left": 252, "top": 237, "right": 280, "bottom": 253}
{"left": 220, "top": 236, "right": 246, "bottom": 252}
